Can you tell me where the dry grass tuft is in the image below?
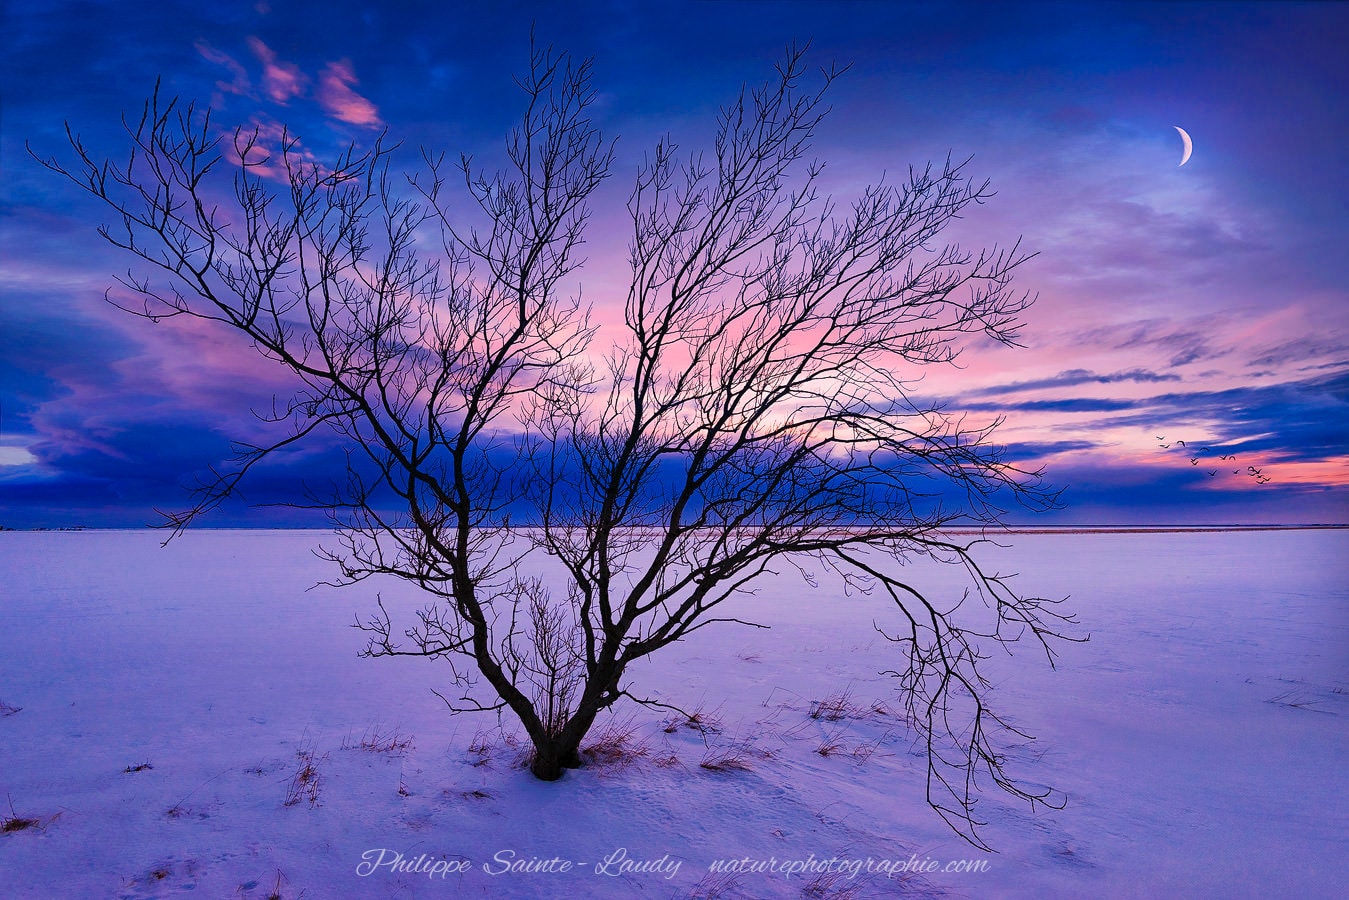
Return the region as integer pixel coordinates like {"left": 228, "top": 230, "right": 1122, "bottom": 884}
{"left": 815, "top": 730, "right": 849, "bottom": 758}
{"left": 463, "top": 729, "right": 498, "bottom": 767}
{"left": 801, "top": 871, "right": 869, "bottom": 898}
{"left": 699, "top": 738, "right": 767, "bottom": 773}
{"left": 808, "top": 688, "right": 865, "bottom": 722}
{"left": 582, "top": 717, "right": 651, "bottom": 770}
{"left": 342, "top": 724, "right": 414, "bottom": 755}
{"left": 1266, "top": 690, "right": 1326, "bottom": 712}
{"left": 653, "top": 752, "right": 684, "bottom": 769}
{"left": 2, "top": 796, "right": 44, "bottom": 834}
{"left": 264, "top": 868, "right": 305, "bottom": 900}
{"left": 662, "top": 704, "right": 724, "bottom": 736}
{"left": 814, "top": 728, "right": 891, "bottom": 764}
{"left": 284, "top": 743, "right": 327, "bottom": 808}
{"left": 849, "top": 732, "right": 891, "bottom": 765}
{"left": 2, "top": 814, "right": 40, "bottom": 833}
{"left": 688, "top": 870, "right": 744, "bottom": 899}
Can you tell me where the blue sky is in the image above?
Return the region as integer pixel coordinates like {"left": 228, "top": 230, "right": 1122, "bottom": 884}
{"left": 2, "top": 0, "right": 1347, "bottom": 527}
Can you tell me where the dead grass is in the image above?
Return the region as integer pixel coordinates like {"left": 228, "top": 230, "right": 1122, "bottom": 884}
{"left": 2, "top": 796, "right": 44, "bottom": 834}
{"left": 262, "top": 868, "right": 305, "bottom": 900}
{"left": 582, "top": 716, "right": 652, "bottom": 770}
{"left": 815, "top": 728, "right": 892, "bottom": 764}
{"left": 663, "top": 704, "right": 724, "bottom": 736}
{"left": 0, "top": 697, "right": 21, "bottom": 717}
{"left": 699, "top": 738, "right": 770, "bottom": 773}
{"left": 1266, "top": 690, "right": 1328, "bottom": 712}
{"left": 849, "top": 732, "right": 891, "bottom": 765}
{"left": 808, "top": 688, "right": 865, "bottom": 722}
{"left": 463, "top": 729, "right": 497, "bottom": 767}
{"left": 283, "top": 743, "right": 327, "bottom": 808}
{"left": 2, "top": 814, "right": 41, "bottom": 834}
{"left": 467, "top": 729, "right": 494, "bottom": 755}
{"left": 801, "top": 871, "right": 869, "bottom": 898}
{"left": 342, "top": 724, "right": 414, "bottom": 755}
{"left": 166, "top": 768, "right": 231, "bottom": 819}
{"left": 123, "top": 762, "right": 154, "bottom": 773}
{"left": 688, "top": 870, "right": 744, "bottom": 898}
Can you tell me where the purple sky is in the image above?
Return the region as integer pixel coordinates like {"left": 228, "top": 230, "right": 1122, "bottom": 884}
{"left": 3, "top": 1, "right": 1347, "bottom": 527}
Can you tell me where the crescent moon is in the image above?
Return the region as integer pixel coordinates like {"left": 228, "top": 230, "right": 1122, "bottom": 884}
{"left": 1174, "top": 125, "right": 1193, "bottom": 167}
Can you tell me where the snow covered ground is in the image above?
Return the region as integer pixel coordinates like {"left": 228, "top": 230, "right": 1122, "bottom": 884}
{"left": 1, "top": 528, "right": 1345, "bottom": 898}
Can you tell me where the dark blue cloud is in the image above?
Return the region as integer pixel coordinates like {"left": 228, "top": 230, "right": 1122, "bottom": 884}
{"left": 1094, "top": 371, "right": 1349, "bottom": 464}
{"left": 970, "top": 368, "right": 1181, "bottom": 397}
{"left": 963, "top": 397, "right": 1141, "bottom": 414}
{"left": 999, "top": 440, "right": 1100, "bottom": 462}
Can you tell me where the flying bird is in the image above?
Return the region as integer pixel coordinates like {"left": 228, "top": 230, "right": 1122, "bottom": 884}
{"left": 1190, "top": 458, "right": 1200, "bottom": 465}
{"left": 1175, "top": 440, "right": 1186, "bottom": 447}
{"left": 1248, "top": 466, "right": 1262, "bottom": 475}
{"left": 1207, "top": 470, "right": 1217, "bottom": 476}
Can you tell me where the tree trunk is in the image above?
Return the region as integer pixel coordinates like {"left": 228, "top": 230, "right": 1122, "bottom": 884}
{"left": 526, "top": 680, "right": 613, "bottom": 780}
{"left": 529, "top": 736, "right": 584, "bottom": 780}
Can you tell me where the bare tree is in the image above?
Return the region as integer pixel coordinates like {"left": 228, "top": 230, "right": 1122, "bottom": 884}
{"left": 33, "top": 43, "right": 1080, "bottom": 848}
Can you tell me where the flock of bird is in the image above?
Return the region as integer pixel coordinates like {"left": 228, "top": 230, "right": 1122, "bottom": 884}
{"left": 1156, "top": 436, "right": 1273, "bottom": 484}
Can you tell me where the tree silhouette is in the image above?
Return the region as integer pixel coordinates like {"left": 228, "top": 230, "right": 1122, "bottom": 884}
{"left": 33, "top": 43, "right": 1080, "bottom": 847}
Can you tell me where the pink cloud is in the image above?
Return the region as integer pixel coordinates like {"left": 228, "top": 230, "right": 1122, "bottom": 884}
{"left": 225, "top": 115, "right": 327, "bottom": 184}
{"left": 31, "top": 307, "right": 299, "bottom": 451}
{"left": 316, "top": 60, "right": 382, "bottom": 128}
{"left": 246, "top": 36, "right": 307, "bottom": 104}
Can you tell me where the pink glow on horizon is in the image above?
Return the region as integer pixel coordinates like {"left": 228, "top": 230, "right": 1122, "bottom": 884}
{"left": 1242, "top": 456, "right": 1349, "bottom": 488}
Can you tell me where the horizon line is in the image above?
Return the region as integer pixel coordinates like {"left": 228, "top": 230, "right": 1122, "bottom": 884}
{"left": 5, "top": 523, "right": 1347, "bottom": 534}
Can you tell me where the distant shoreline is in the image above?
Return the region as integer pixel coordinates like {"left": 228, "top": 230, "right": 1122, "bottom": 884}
{"left": 955, "top": 524, "right": 1349, "bottom": 534}
{"left": 5, "top": 523, "right": 1347, "bottom": 535}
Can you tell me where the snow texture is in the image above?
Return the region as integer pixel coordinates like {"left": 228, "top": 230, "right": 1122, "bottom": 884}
{"left": 0, "top": 529, "right": 1346, "bottom": 897}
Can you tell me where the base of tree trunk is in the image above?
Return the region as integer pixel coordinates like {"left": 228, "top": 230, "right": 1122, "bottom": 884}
{"left": 529, "top": 745, "right": 584, "bottom": 781}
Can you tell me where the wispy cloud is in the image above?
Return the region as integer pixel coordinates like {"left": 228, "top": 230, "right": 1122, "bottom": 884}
{"left": 1069, "top": 318, "right": 1228, "bottom": 369}
{"left": 193, "top": 37, "right": 380, "bottom": 130}
{"left": 1247, "top": 336, "right": 1349, "bottom": 370}
{"left": 970, "top": 368, "right": 1181, "bottom": 397}
{"left": 194, "top": 40, "right": 250, "bottom": 96}
{"left": 246, "top": 36, "right": 307, "bottom": 104}
{"left": 317, "top": 59, "right": 382, "bottom": 127}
